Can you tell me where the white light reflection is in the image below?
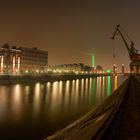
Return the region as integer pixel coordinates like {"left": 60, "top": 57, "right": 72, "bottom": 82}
{"left": 74, "top": 79, "right": 79, "bottom": 105}
{"left": 65, "top": 80, "right": 70, "bottom": 106}
{"left": 0, "top": 86, "right": 8, "bottom": 120}
{"left": 71, "top": 80, "right": 76, "bottom": 101}
{"left": 12, "top": 84, "right": 22, "bottom": 121}
{"left": 85, "top": 78, "right": 89, "bottom": 94}
{"left": 81, "top": 79, "right": 85, "bottom": 100}
{"left": 46, "top": 82, "right": 51, "bottom": 93}
{"left": 34, "top": 82, "right": 41, "bottom": 116}
{"left": 76, "top": 79, "right": 79, "bottom": 94}
{"left": 51, "top": 82, "right": 59, "bottom": 110}
{"left": 59, "top": 81, "right": 63, "bottom": 94}
{"left": 14, "top": 84, "right": 21, "bottom": 103}
{"left": 46, "top": 82, "right": 51, "bottom": 102}
{"left": 102, "top": 77, "right": 105, "bottom": 98}
{"left": 89, "top": 78, "right": 92, "bottom": 100}
{"left": 25, "top": 86, "right": 30, "bottom": 96}
{"left": 96, "top": 77, "right": 102, "bottom": 104}
{"left": 58, "top": 81, "right": 63, "bottom": 106}
{"left": 114, "top": 76, "right": 118, "bottom": 91}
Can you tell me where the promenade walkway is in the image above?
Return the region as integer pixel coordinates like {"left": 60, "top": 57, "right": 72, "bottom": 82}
{"left": 102, "top": 75, "right": 140, "bottom": 140}
{"left": 46, "top": 75, "right": 140, "bottom": 140}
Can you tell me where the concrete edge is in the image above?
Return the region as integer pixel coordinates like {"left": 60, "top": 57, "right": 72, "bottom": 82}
{"left": 44, "top": 76, "right": 130, "bottom": 140}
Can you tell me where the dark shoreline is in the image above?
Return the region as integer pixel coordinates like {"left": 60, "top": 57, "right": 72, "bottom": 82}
{"left": 0, "top": 73, "right": 112, "bottom": 85}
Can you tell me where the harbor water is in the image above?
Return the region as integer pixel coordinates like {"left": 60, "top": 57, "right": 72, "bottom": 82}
{"left": 0, "top": 75, "right": 127, "bottom": 140}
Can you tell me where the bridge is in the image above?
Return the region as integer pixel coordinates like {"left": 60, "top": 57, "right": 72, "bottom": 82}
{"left": 45, "top": 75, "right": 140, "bottom": 140}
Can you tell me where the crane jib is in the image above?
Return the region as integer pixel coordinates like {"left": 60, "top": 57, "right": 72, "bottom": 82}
{"left": 111, "top": 25, "right": 140, "bottom": 61}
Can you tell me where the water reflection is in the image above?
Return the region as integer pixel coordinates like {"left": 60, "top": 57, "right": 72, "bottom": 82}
{"left": 102, "top": 77, "right": 105, "bottom": 99}
{"left": 0, "top": 86, "right": 8, "bottom": 119}
{"left": 114, "top": 76, "right": 118, "bottom": 90}
{"left": 51, "top": 82, "right": 59, "bottom": 109}
{"left": 96, "top": 77, "right": 102, "bottom": 104}
{"left": 0, "top": 75, "right": 127, "bottom": 140}
{"left": 12, "top": 84, "right": 23, "bottom": 121}
{"left": 65, "top": 80, "right": 70, "bottom": 106}
{"left": 107, "top": 76, "right": 111, "bottom": 96}
{"left": 34, "top": 83, "right": 41, "bottom": 116}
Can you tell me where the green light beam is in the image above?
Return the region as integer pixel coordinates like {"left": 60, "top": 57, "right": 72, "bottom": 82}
{"left": 91, "top": 53, "right": 95, "bottom": 67}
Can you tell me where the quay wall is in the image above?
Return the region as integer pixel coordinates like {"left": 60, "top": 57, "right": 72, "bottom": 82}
{"left": 0, "top": 73, "right": 111, "bottom": 85}
{"left": 45, "top": 76, "right": 130, "bottom": 140}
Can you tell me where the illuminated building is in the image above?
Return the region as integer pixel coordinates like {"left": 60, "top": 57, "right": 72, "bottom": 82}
{"left": 48, "top": 63, "right": 94, "bottom": 74}
{"left": 50, "top": 63, "right": 82, "bottom": 74}
{"left": 113, "top": 64, "right": 117, "bottom": 74}
{"left": 96, "top": 65, "right": 103, "bottom": 73}
{"left": 0, "top": 44, "right": 48, "bottom": 74}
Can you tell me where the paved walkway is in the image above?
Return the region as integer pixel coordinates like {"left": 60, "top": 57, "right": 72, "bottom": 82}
{"left": 102, "top": 75, "right": 140, "bottom": 140}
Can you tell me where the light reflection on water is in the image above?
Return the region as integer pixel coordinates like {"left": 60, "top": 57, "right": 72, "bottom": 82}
{"left": 34, "top": 83, "right": 41, "bottom": 117}
{"left": 114, "top": 76, "right": 118, "bottom": 90}
{"left": 0, "top": 75, "right": 127, "bottom": 140}
{"left": 12, "top": 84, "right": 22, "bottom": 120}
{"left": 107, "top": 76, "right": 111, "bottom": 97}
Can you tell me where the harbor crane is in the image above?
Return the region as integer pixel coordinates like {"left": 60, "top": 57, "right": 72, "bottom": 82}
{"left": 111, "top": 25, "right": 140, "bottom": 74}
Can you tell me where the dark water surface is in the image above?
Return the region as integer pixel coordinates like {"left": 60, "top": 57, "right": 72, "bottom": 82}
{"left": 0, "top": 75, "right": 127, "bottom": 140}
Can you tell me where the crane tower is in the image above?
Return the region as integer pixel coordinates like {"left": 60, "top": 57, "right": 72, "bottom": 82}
{"left": 111, "top": 25, "right": 140, "bottom": 74}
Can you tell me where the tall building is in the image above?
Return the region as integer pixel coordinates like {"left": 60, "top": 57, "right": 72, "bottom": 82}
{"left": 0, "top": 44, "right": 48, "bottom": 74}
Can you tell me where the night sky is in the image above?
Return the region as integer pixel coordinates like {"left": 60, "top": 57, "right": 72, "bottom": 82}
{"left": 0, "top": 0, "right": 140, "bottom": 71}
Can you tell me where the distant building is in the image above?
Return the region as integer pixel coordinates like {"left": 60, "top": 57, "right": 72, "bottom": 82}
{"left": 49, "top": 63, "right": 82, "bottom": 73}
{"left": 0, "top": 44, "right": 48, "bottom": 74}
{"left": 96, "top": 65, "right": 103, "bottom": 73}
{"left": 48, "top": 63, "right": 94, "bottom": 74}
{"left": 113, "top": 64, "right": 117, "bottom": 74}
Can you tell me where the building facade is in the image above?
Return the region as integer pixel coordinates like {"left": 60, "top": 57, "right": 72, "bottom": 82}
{"left": 0, "top": 44, "right": 48, "bottom": 74}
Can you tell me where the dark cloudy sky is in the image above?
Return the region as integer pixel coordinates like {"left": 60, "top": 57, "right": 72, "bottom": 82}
{"left": 0, "top": 0, "right": 140, "bottom": 71}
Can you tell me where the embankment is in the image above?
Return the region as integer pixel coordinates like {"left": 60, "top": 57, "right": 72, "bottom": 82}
{"left": 0, "top": 73, "right": 111, "bottom": 85}
{"left": 45, "top": 76, "right": 130, "bottom": 140}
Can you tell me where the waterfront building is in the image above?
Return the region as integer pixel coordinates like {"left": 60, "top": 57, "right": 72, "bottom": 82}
{"left": 48, "top": 63, "right": 94, "bottom": 74}
{"left": 49, "top": 63, "right": 82, "bottom": 74}
{"left": 0, "top": 44, "right": 48, "bottom": 74}
{"left": 96, "top": 65, "right": 103, "bottom": 73}
{"left": 113, "top": 64, "right": 117, "bottom": 74}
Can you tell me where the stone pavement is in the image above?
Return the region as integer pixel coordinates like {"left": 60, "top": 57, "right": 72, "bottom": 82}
{"left": 102, "top": 75, "right": 140, "bottom": 140}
